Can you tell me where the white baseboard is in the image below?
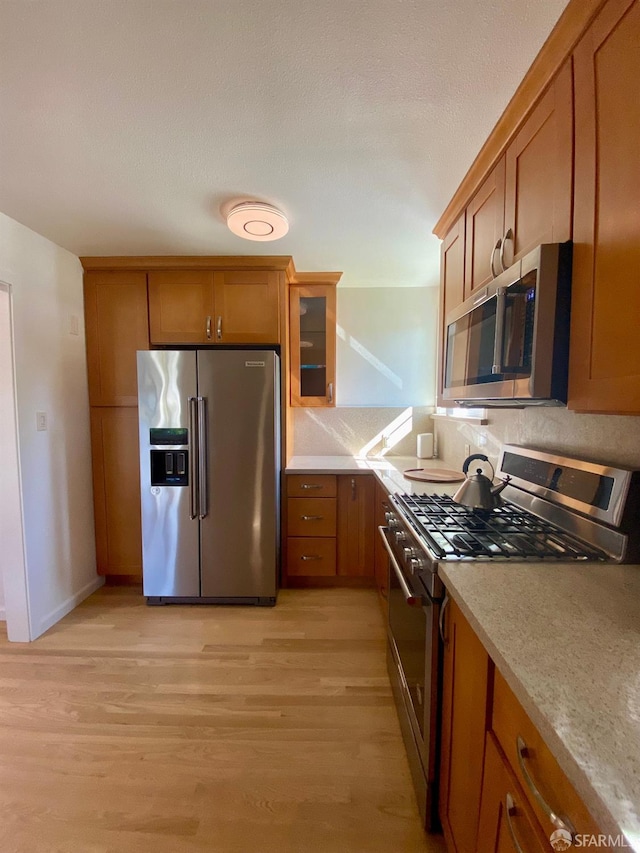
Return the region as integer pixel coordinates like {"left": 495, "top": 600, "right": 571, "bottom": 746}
{"left": 34, "top": 575, "right": 105, "bottom": 640}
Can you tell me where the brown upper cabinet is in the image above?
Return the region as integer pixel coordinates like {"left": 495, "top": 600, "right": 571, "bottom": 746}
{"left": 569, "top": 0, "right": 640, "bottom": 414}
{"left": 289, "top": 281, "right": 337, "bottom": 407}
{"left": 442, "top": 62, "right": 574, "bottom": 323}
{"left": 148, "top": 269, "right": 280, "bottom": 345}
{"left": 464, "top": 157, "right": 506, "bottom": 297}
{"left": 464, "top": 63, "right": 573, "bottom": 303}
{"left": 502, "top": 61, "right": 573, "bottom": 269}
{"left": 84, "top": 270, "right": 150, "bottom": 406}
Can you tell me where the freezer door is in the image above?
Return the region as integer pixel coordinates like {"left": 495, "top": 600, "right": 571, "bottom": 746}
{"left": 137, "top": 350, "right": 200, "bottom": 596}
{"left": 197, "top": 350, "right": 280, "bottom": 599}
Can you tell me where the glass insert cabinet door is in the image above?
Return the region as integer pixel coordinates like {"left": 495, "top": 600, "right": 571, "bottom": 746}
{"left": 289, "top": 282, "right": 337, "bottom": 407}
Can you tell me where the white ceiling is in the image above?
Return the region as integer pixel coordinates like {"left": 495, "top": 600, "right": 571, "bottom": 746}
{"left": 0, "top": 0, "right": 569, "bottom": 287}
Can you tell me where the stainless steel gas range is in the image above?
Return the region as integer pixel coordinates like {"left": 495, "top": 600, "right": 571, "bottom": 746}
{"left": 379, "top": 444, "right": 640, "bottom": 832}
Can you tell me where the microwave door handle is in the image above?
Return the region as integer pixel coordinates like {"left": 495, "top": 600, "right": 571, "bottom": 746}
{"left": 492, "top": 287, "right": 506, "bottom": 375}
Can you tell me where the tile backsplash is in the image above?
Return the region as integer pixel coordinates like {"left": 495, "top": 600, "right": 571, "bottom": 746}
{"left": 292, "top": 406, "right": 434, "bottom": 458}
{"left": 433, "top": 408, "right": 640, "bottom": 472}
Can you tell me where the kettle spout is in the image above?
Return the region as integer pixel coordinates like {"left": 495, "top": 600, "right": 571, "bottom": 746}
{"left": 491, "top": 475, "right": 511, "bottom": 504}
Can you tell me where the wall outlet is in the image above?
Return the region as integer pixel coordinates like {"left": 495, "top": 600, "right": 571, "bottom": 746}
{"left": 464, "top": 443, "right": 471, "bottom": 458}
{"left": 36, "top": 411, "right": 47, "bottom": 431}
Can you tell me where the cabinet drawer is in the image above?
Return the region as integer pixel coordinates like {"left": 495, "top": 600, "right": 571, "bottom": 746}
{"left": 477, "top": 732, "right": 550, "bottom": 853}
{"left": 287, "top": 474, "right": 337, "bottom": 498}
{"left": 287, "top": 497, "right": 337, "bottom": 537}
{"left": 491, "top": 669, "right": 600, "bottom": 840}
{"left": 286, "top": 538, "right": 336, "bottom": 576}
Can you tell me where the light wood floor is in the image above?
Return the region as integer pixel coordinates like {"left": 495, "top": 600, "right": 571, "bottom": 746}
{"left": 0, "top": 587, "right": 446, "bottom": 853}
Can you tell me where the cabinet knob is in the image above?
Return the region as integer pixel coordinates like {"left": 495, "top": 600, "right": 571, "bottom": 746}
{"left": 206, "top": 315, "right": 212, "bottom": 340}
{"left": 216, "top": 316, "right": 222, "bottom": 340}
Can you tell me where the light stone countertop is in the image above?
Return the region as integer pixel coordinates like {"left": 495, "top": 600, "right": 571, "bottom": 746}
{"left": 286, "top": 454, "right": 463, "bottom": 497}
{"left": 286, "top": 453, "right": 640, "bottom": 848}
{"left": 440, "top": 562, "right": 640, "bottom": 850}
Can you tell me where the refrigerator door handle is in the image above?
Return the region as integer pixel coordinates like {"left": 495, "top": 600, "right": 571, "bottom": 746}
{"left": 188, "top": 396, "right": 198, "bottom": 520}
{"left": 197, "top": 396, "right": 208, "bottom": 519}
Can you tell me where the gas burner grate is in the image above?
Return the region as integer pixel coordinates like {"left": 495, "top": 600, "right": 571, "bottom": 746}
{"left": 395, "top": 493, "right": 607, "bottom": 561}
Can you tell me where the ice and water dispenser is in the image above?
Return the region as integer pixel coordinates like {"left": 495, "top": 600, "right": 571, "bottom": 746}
{"left": 149, "top": 428, "right": 189, "bottom": 487}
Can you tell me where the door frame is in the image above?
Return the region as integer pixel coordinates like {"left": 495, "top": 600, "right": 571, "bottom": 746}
{"left": 0, "top": 281, "right": 32, "bottom": 641}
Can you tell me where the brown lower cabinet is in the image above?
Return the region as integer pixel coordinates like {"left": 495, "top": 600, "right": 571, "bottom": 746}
{"left": 440, "top": 597, "right": 603, "bottom": 852}
{"left": 439, "top": 597, "right": 492, "bottom": 852}
{"left": 284, "top": 473, "right": 376, "bottom": 586}
{"left": 90, "top": 407, "right": 142, "bottom": 577}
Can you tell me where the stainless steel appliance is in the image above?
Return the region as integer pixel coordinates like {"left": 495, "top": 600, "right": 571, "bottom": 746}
{"left": 380, "top": 445, "right": 640, "bottom": 830}
{"left": 137, "top": 349, "right": 280, "bottom": 605}
{"left": 442, "top": 243, "right": 572, "bottom": 407}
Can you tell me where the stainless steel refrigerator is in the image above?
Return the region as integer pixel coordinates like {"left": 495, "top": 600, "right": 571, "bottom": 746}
{"left": 137, "top": 349, "right": 280, "bottom": 605}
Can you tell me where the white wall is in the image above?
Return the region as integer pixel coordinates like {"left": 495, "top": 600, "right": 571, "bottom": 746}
{"left": 336, "top": 287, "right": 438, "bottom": 406}
{"left": 0, "top": 212, "right": 100, "bottom": 640}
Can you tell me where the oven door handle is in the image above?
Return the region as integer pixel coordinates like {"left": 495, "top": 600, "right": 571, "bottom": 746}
{"left": 378, "top": 526, "right": 424, "bottom": 608}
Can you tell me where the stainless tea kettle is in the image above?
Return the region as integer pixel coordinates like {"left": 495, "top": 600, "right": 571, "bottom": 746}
{"left": 453, "top": 454, "right": 511, "bottom": 511}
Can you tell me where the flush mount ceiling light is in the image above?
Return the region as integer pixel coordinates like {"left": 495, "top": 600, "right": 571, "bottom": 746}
{"left": 226, "top": 202, "right": 289, "bottom": 241}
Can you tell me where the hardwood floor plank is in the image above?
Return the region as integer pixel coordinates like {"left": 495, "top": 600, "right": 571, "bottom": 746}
{"left": 0, "top": 588, "right": 444, "bottom": 852}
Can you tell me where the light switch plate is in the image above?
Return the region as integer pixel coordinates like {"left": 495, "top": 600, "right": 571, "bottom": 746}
{"left": 69, "top": 315, "right": 80, "bottom": 336}
{"left": 36, "top": 411, "right": 47, "bottom": 431}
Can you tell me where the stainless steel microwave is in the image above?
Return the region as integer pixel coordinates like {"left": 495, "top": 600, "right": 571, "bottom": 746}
{"left": 442, "top": 242, "right": 572, "bottom": 407}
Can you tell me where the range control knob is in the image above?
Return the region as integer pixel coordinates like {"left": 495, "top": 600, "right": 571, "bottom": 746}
{"left": 394, "top": 530, "right": 407, "bottom": 544}
{"left": 403, "top": 546, "right": 414, "bottom": 563}
{"left": 409, "top": 555, "right": 427, "bottom": 574}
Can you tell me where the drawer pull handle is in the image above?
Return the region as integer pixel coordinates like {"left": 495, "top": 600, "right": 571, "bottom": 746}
{"left": 300, "top": 555, "right": 321, "bottom": 561}
{"left": 505, "top": 793, "right": 525, "bottom": 853}
{"left": 516, "top": 735, "right": 576, "bottom": 837}
{"left": 439, "top": 593, "right": 450, "bottom": 645}
{"left": 300, "top": 484, "right": 323, "bottom": 490}
{"left": 301, "top": 515, "right": 323, "bottom": 521}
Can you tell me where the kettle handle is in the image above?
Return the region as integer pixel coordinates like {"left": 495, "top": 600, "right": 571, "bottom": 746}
{"left": 462, "top": 453, "right": 490, "bottom": 475}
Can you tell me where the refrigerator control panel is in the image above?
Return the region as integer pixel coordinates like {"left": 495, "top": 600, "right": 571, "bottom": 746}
{"left": 149, "top": 427, "right": 188, "bottom": 446}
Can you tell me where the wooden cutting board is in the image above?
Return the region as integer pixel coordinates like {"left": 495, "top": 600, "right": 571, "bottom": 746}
{"left": 403, "top": 468, "right": 465, "bottom": 483}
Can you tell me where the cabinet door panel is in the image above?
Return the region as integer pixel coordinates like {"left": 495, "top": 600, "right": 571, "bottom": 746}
{"left": 503, "top": 61, "right": 573, "bottom": 268}
{"left": 337, "top": 475, "right": 375, "bottom": 578}
{"left": 290, "top": 284, "right": 337, "bottom": 407}
{"left": 569, "top": 0, "right": 640, "bottom": 413}
{"left": 440, "top": 598, "right": 491, "bottom": 853}
{"left": 148, "top": 271, "right": 214, "bottom": 344}
{"left": 477, "top": 734, "right": 550, "bottom": 853}
{"left": 90, "top": 407, "right": 142, "bottom": 576}
{"left": 464, "top": 158, "right": 505, "bottom": 295}
{"left": 84, "top": 271, "right": 149, "bottom": 406}
{"left": 213, "top": 270, "right": 280, "bottom": 343}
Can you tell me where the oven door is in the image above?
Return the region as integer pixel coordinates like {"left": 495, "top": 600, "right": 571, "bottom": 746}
{"left": 380, "top": 527, "right": 440, "bottom": 827}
